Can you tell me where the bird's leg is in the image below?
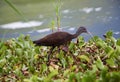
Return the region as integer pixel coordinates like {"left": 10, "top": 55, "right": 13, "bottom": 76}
{"left": 62, "top": 41, "right": 70, "bottom": 52}
{"left": 47, "top": 46, "right": 55, "bottom": 62}
{"left": 62, "top": 46, "right": 69, "bottom": 52}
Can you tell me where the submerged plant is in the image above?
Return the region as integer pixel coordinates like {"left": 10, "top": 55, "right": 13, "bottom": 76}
{"left": 4, "top": 0, "right": 26, "bottom": 21}
{"left": 51, "top": 0, "right": 62, "bottom": 31}
{"left": 50, "top": 20, "right": 55, "bottom": 32}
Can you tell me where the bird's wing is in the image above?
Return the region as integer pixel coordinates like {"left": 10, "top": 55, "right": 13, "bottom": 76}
{"left": 38, "top": 32, "right": 72, "bottom": 46}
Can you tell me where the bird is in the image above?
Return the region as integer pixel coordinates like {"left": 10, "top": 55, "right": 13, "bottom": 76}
{"left": 33, "top": 26, "right": 88, "bottom": 62}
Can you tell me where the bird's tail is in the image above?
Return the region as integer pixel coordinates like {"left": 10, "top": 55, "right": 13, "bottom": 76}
{"left": 33, "top": 40, "right": 39, "bottom": 46}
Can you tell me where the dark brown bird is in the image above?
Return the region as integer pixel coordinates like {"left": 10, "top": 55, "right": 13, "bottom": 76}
{"left": 33, "top": 27, "right": 88, "bottom": 61}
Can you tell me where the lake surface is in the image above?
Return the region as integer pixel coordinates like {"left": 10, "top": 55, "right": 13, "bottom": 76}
{"left": 0, "top": 0, "right": 120, "bottom": 41}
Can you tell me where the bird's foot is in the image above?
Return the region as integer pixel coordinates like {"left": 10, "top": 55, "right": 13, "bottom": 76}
{"left": 62, "top": 46, "right": 69, "bottom": 52}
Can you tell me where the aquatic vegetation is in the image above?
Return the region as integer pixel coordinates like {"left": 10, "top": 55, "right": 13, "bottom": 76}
{"left": 0, "top": 31, "right": 120, "bottom": 82}
{"left": 3, "top": 0, "right": 26, "bottom": 21}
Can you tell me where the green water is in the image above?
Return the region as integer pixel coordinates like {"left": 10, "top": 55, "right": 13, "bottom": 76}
{"left": 0, "top": 0, "right": 120, "bottom": 40}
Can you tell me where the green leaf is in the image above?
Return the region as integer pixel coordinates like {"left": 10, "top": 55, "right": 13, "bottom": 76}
{"left": 0, "top": 45, "right": 7, "bottom": 55}
{"left": 63, "top": 69, "right": 70, "bottom": 77}
{"left": 78, "top": 36, "right": 85, "bottom": 47}
{"left": 60, "top": 58, "right": 67, "bottom": 68}
{"left": 92, "top": 36, "right": 101, "bottom": 42}
{"left": 67, "top": 56, "right": 74, "bottom": 65}
{"left": 14, "top": 68, "right": 23, "bottom": 78}
{"left": 106, "top": 58, "right": 116, "bottom": 67}
{"left": 104, "top": 46, "right": 115, "bottom": 58}
{"left": 24, "top": 75, "right": 43, "bottom": 82}
{"left": 82, "top": 71, "right": 96, "bottom": 82}
{"left": 95, "top": 56, "right": 104, "bottom": 70}
{"left": 69, "top": 42, "right": 75, "bottom": 50}
{"left": 54, "top": 79, "right": 62, "bottom": 82}
{"left": 80, "top": 63, "right": 87, "bottom": 69}
{"left": 106, "top": 30, "right": 113, "bottom": 38}
{"left": 40, "top": 64, "right": 47, "bottom": 74}
{"left": 45, "top": 69, "right": 58, "bottom": 81}
{"left": 92, "top": 65, "right": 98, "bottom": 73}
{"left": 49, "top": 66, "right": 54, "bottom": 72}
{"left": 70, "top": 65, "right": 77, "bottom": 71}
{"left": 24, "top": 41, "right": 30, "bottom": 49}
{"left": 78, "top": 55, "right": 90, "bottom": 62}
{"left": 68, "top": 72, "right": 76, "bottom": 82}
{"left": 58, "top": 50, "right": 64, "bottom": 59}
{"left": 100, "top": 69, "right": 108, "bottom": 81}
{"left": 0, "top": 58, "right": 6, "bottom": 67}
{"left": 75, "top": 72, "right": 83, "bottom": 82}
{"left": 116, "top": 38, "right": 120, "bottom": 46}
{"left": 24, "top": 35, "right": 30, "bottom": 41}
{"left": 115, "top": 45, "right": 120, "bottom": 55}
{"left": 105, "top": 46, "right": 112, "bottom": 54}
{"left": 101, "top": 72, "right": 120, "bottom": 82}
{"left": 30, "top": 75, "right": 40, "bottom": 82}
{"left": 6, "top": 49, "right": 12, "bottom": 55}
{"left": 16, "top": 42, "right": 24, "bottom": 48}
{"left": 15, "top": 48, "right": 23, "bottom": 56}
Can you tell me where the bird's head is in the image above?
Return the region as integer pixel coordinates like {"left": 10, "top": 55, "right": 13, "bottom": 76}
{"left": 76, "top": 26, "right": 88, "bottom": 34}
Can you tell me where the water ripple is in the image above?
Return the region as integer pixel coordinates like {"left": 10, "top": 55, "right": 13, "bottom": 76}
{"left": 0, "top": 21, "right": 43, "bottom": 29}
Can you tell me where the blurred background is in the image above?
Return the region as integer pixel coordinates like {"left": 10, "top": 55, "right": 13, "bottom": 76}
{"left": 0, "top": 0, "right": 120, "bottom": 41}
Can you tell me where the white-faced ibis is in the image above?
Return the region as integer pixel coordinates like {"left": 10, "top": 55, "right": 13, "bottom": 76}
{"left": 33, "top": 27, "right": 88, "bottom": 61}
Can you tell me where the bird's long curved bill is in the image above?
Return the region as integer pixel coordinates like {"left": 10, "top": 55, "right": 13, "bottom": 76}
{"left": 87, "top": 31, "right": 94, "bottom": 37}
{"left": 87, "top": 31, "right": 96, "bottom": 42}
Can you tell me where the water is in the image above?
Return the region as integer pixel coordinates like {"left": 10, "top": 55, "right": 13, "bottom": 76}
{"left": 0, "top": 0, "right": 120, "bottom": 41}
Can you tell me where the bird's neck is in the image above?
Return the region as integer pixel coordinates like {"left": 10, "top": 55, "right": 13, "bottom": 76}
{"left": 72, "top": 31, "right": 82, "bottom": 39}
